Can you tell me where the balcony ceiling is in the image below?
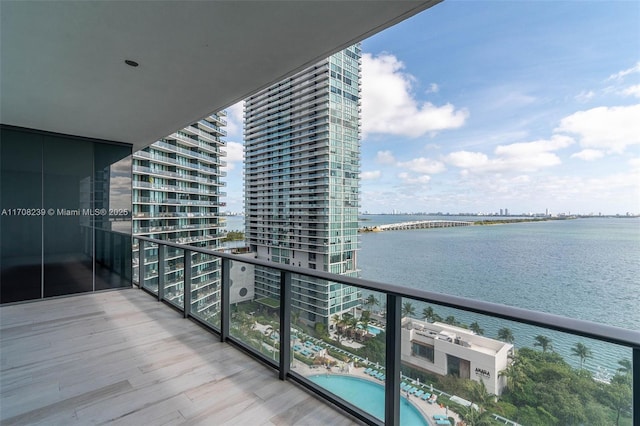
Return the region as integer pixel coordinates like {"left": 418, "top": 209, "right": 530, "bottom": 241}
{"left": 1, "top": 0, "right": 440, "bottom": 151}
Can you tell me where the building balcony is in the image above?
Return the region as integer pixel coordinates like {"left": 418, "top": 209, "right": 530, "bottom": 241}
{"left": 2, "top": 235, "right": 638, "bottom": 426}
{"left": 0, "top": 290, "right": 353, "bottom": 425}
{"left": 130, "top": 237, "right": 640, "bottom": 424}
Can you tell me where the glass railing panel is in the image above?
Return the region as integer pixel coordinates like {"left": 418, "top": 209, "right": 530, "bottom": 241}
{"left": 289, "top": 276, "right": 387, "bottom": 423}
{"left": 132, "top": 240, "right": 140, "bottom": 286}
{"left": 141, "top": 242, "right": 159, "bottom": 295}
{"left": 163, "top": 247, "right": 184, "bottom": 309}
{"left": 400, "top": 297, "right": 634, "bottom": 426}
{"left": 189, "top": 251, "right": 221, "bottom": 330}
{"left": 229, "top": 260, "right": 280, "bottom": 364}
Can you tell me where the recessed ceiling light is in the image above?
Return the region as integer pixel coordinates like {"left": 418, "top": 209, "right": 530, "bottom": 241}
{"left": 125, "top": 59, "right": 139, "bottom": 67}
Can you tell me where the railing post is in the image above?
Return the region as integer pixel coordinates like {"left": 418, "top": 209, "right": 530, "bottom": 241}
{"left": 220, "top": 258, "right": 231, "bottom": 342}
{"left": 385, "top": 294, "right": 401, "bottom": 426}
{"left": 279, "top": 270, "right": 292, "bottom": 381}
{"left": 157, "top": 243, "right": 165, "bottom": 301}
{"left": 137, "top": 239, "right": 144, "bottom": 288}
{"left": 183, "top": 249, "right": 191, "bottom": 319}
{"left": 634, "top": 347, "right": 639, "bottom": 426}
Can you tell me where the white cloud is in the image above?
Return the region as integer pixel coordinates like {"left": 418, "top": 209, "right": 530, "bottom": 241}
{"left": 607, "top": 61, "right": 640, "bottom": 81}
{"left": 397, "top": 157, "right": 446, "bottom": 174}
{"left": 376, "top": 150, "right": 396, "bottom": 164}
{"left": 571, "top": 149, "right": 604, "bottom": 161}
{"left": 361, "top": 170, "right": 382, "bottom": 180}
{"left": 444, "top": 135, "right": 573, "bottom": 173}
{"left": 488, "top": 90, "right": 537, "bottom": 110}
{"left": 361, "top": 53, "right": 468, "bottom": 138}
{"left": 555, "top": 104, "right": 640, "bottom": 154}
{"left": 494, "top": 135, "right": 574, "bottom": 157}
{"left": 224, "top": 141, "right": 244, "bottom": 171}
{"left": 445, "top": 151, "right": 490, "bottom": 169}
{"left": 398, "top": 172, "right": 431, "bottom": 184}
{"left": 622, "top": 85, "right": 640, "bottom": 98}
{"left": 426, "top": 83, "right": 439, "bottom": 94}
{"left": 224, "top": 101, "right": 244, "bottom": 139}
{"left": 575, "top": 90, "right": 595, "bottom": 103}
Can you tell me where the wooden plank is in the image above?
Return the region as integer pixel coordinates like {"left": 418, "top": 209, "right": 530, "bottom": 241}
{"left": 0, "top": 290, "right": 360, "bottom": 425}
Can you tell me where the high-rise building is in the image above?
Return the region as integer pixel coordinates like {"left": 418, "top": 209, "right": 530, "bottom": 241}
{"left": 244, "top": 45, "right": 362, "bottom": 326}
{"left": 132, "top": 113, "right": 227, "bottom": 320}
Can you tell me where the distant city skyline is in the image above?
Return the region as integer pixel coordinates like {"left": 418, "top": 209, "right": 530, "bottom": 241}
{"left": 221, "top": 1, "right": 640, "bottom": 216}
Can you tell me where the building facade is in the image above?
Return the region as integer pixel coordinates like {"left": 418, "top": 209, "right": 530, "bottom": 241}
{"left": 244, "top": 45, "right": 362, "bottom": 326}
{"left": 132, "top": 113, "right": 227, "bottom": 320}
{"left": 401, "top": 318, "right": 514, "bottom": 395}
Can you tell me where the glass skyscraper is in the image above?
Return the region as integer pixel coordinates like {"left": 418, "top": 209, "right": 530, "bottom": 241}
{"left": 132, "top": 113, "right": 227, "bottom": 320}
{"left": 244, "top": 45, "right": 362, "bottom": 326}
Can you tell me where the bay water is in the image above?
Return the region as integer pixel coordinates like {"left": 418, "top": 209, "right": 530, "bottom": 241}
{"left": 225, "top": 215, "right": 640, "bottom": 376}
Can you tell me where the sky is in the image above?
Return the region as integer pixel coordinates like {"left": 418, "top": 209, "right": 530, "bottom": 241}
{"left": 221, "top": 1, "right": 640, "bottom": 216}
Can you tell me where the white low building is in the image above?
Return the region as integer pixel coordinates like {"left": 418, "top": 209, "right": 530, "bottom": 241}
{"left": 401, "top": 318, "right": 513, "bottom": 395}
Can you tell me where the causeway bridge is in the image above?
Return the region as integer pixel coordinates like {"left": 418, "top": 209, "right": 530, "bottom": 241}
{"left": 360, "top": 220, "right": 473, "bottom": 232}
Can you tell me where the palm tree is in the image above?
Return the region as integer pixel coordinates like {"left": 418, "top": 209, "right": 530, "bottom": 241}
{"left": 470, "top": 321, "right": 484, "bottom": 335}
{"left": 422, "top": 306, "right": 436, "bottom": 322}
{"left": 459, "top": 380, "right": 496, "bottom": 426}
{"left": 470, "top": 379, "right": 495, "bottom": 407}
{"left": 533, "top": 335, "right": 553, "bottom": 353}
{"left": 365, "top": 294, "right": 379, "bottom": 312}
{"left": 360, "top": 310, "right": 372, "bottom": 331}
{"left": 617, "top": 358, "right": 632, "bottom": 376}
{"left": 402, "top": 301, "right": 416, "bottom": 318}
{"left": 444, "top": 315, "right": 457, "bottom": 325}
{"left": 571, "top": 342, "right": 592, "bottom": 369}
{"left": 499, "top": 350, "right": 528, "bottom": 394}
{"left": 331, "top": 314, "right": 341, "bottom": 332}
{"left": 497, "top": 327, "right": 514, "bottom": 343}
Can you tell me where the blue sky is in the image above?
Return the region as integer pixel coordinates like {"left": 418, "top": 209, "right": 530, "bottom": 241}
{"left": 222, "top": 1, "right": 640, "bottom": 215}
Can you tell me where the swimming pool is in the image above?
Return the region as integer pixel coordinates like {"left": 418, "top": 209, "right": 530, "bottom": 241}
{"left": 367, "top": 325, "right": 383, "bottom": 335}
{"left": 308, "top": 374, "right": 429, "bottom": 425}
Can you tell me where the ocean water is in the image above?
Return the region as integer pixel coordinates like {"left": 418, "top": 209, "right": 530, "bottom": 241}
{"left": 358, "top": 215, "right": 640, "bottom": 375}
{"left": 226, "top": 215, "right": 640, "bottom": 374}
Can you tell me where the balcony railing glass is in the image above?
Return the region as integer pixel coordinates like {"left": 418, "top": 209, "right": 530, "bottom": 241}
{"left": 132, "top": 235, "right": 638, "bottom": 426}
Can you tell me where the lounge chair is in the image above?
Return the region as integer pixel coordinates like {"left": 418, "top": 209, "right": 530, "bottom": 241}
{"left": 421, "top": 392, "right": 431, "bottom": 400}
{"left": 433, "top": 415, "right": 447, "bottom": 420}
{"left": 436, "top": 420, "right": 450, "bottom": 426}
{"left": 415, "top": 390, "right": 424, "bottom": 397}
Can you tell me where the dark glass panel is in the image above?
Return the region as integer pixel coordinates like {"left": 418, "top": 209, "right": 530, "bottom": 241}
{"left": 94, "top": 144, "right": 132, "bottom": 290}
{"left": 42, "top": 135, "right": 94, "bottom": 297}
{"left": 0, "top": 128, "right": 43, "bottom": 303}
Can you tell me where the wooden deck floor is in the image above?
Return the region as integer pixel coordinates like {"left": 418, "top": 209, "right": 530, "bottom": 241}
{"left": 0, "top": 289, "right": 361, "bottom": 426}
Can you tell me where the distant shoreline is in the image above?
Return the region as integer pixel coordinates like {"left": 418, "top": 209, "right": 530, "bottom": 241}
{"left": 472, "top": 217, "right": 575, "bottom": 226}
{"left": 359, "top": 217, "right": 574, "bottom": 233}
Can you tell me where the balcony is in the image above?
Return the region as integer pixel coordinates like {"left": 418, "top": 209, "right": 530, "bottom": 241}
{"left": 0, "top": 290, "right": 356, "bottom": 425}
{"left": 0, "top": 235, "right": 619, "bottom": 426}
{"left": 1, "top": 234, "right": 637, "bottom": 425}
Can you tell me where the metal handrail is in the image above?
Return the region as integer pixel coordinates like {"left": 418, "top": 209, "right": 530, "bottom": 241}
{"left": 133, "top": 235, "right": 639, "bottom": 348}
